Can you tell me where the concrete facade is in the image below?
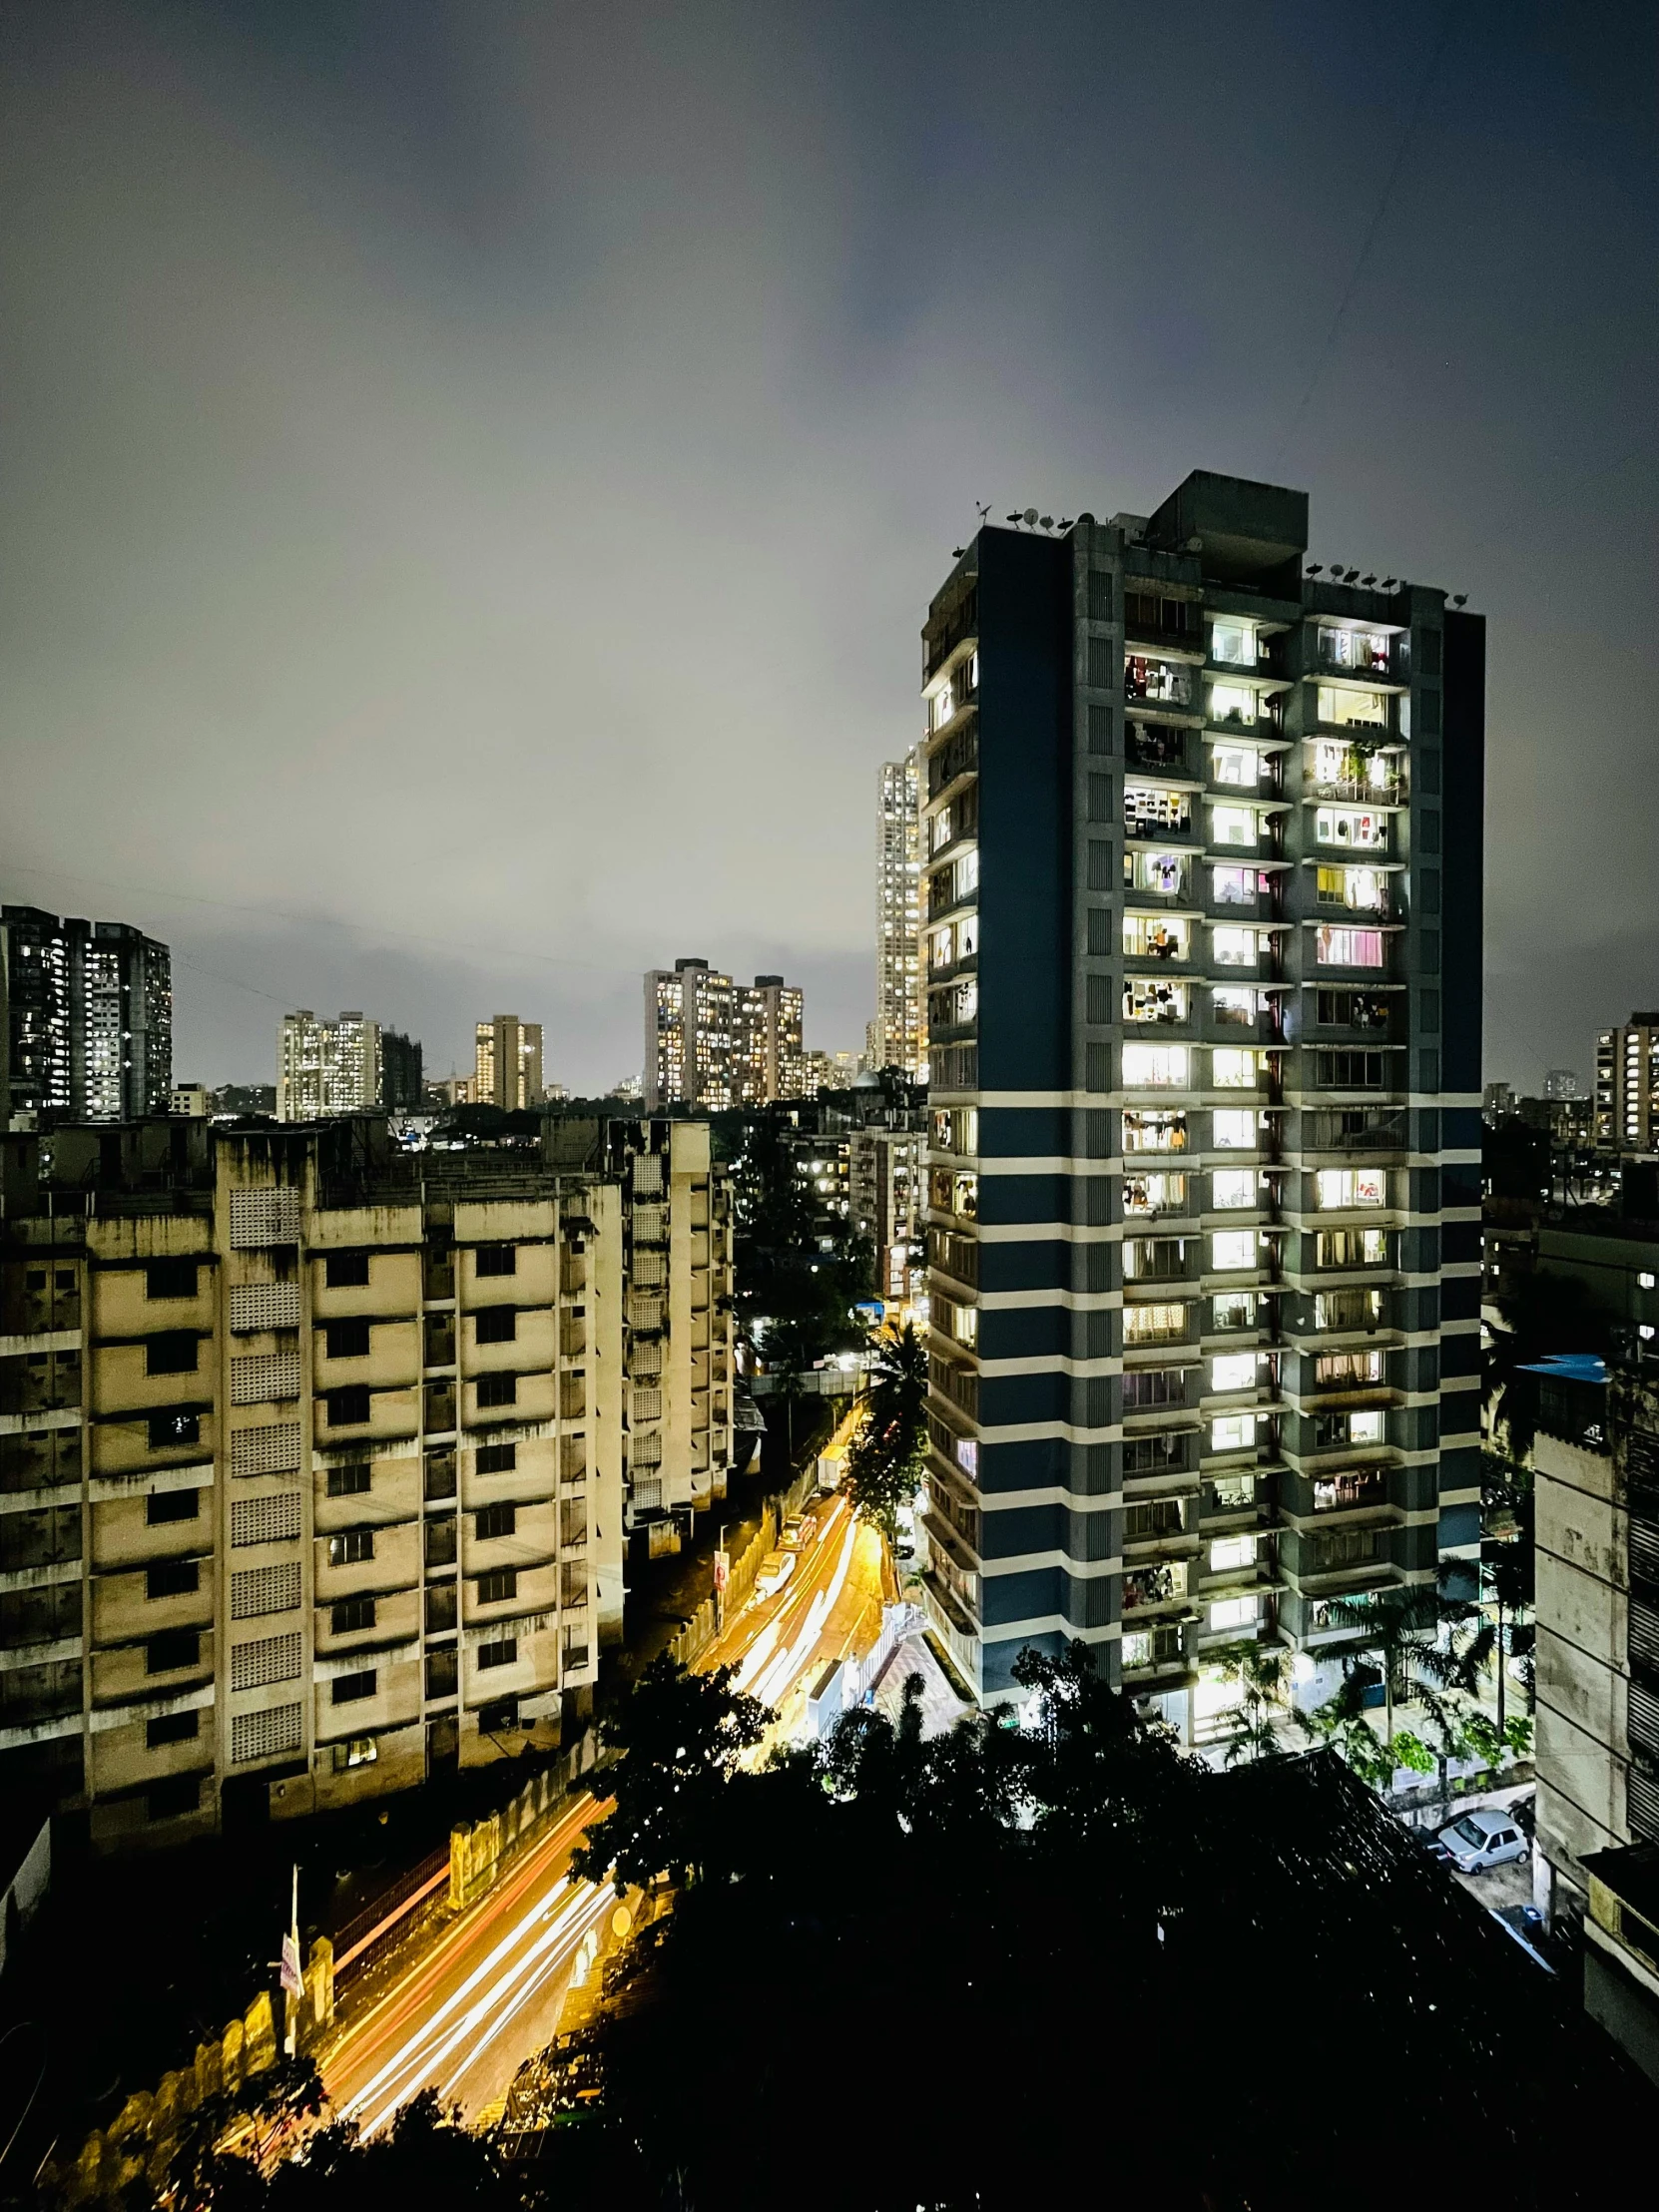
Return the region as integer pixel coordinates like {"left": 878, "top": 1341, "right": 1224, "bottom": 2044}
{"left": 917, "top": 472, "right": 1484, "bottom": 1705}
{"left": 0, "top": 1114, "right": 730, "bottom": 1850}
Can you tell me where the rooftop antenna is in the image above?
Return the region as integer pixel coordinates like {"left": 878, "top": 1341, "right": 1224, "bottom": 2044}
{"left": 975, "top": 500, "right": 991, "bottom": 524}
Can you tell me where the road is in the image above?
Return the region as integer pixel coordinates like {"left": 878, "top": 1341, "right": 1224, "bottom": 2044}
{"left": 318, "top": 1467, "right": 884, "bottom": 2133}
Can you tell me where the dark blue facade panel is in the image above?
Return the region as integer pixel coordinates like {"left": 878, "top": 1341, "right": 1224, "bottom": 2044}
{"left": 981, "top": 1564, "right": 1067, "bottom": 1628}
{"left": 981, "top": 1306, "right": 1071, "bottom": 1361}
{"left": 981, "top": 1628, "right": 1065, "bottom": 1694}
{"left": 979, "top": 1239, "right": 1073, "bottom": 1293}
{"left": 975, "top": 530, "right": 1073, "bottom": 1095}
{"left": 980, "top": 1372, "right": 1068, "bottom": 1427}
{"left": 980, "top": 1435, "right": 1071, "bottom": 1495}
{"left": 979, "top": 1502, "right": 1068, "bottom": 1560}
{"left": 980, "top": 1106, "right": 1072, "bottom": 1156}
{"left": 979, "top": 1174, "right": 1068, "bottom": 1227}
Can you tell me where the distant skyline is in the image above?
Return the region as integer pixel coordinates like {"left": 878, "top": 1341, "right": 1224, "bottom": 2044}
{"left": 3, "top": 1, "right": 1655, "bottom": 1093}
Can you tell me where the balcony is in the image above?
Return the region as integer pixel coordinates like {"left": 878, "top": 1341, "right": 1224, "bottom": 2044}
{"left": 927, "top": 723, "right": 978, "bottom": 801}
{"left": 1125, "top": 657, "right": 1197, "bottom": 710}
{"left": 1126, "top": 720, "right": 1194, "bottom": 773}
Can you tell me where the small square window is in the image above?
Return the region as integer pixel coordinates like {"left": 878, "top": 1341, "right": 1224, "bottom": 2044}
{"left": 327, "top": 1386, "right": 371, "bottom": 1427}
{"left": 146, "top": 1332, "right": 199, "bottom": 1377}
{"left": 325, "top": 1319, "right": 371, "bottom": 1361}
{"left": 326, "top": 1462, "right": 371, "bottom": 1497}
{"left": 328, "top": 1528, "right": 374, "bottom": 1566}
{"left": 475, "top": 1308, "right": 517, "bottom": 1346}
{"left": 474, "top": 1244, "right": 517, "bottom": 1279}
{"left": 476, "top": 1374, "right": 517, "bottom": 1409}
{"left": 477, "top": 1637, "right": 518, "bottom": 1671}
{"left": 147, "top": 1560, "right": 200, "bottom": 1600}
{"left": 331, "top": 1595, "right": 376, "bottom": 1634}
{"left": 476, "top": 1443, "right": 517, "bottom": 1475}
{"left": 147, "top": 1627, "right": 201, "bottom": 1672}
{"left": 325, "top": 1252, "right": 370, "bottom": 1289}
{"left": 146, "top": 1258, "right": 199, "bottom": 1302}
{"left": 478, "top": 1568, "right": 518, "bottom": 1604}
{"left": 475, "top": 1502, "right": 517, "bottom": 1541}
{"left": 147, "top": 1488, "right": 200, "bottom": 1525}
{"left": 149, "top": 1409, "right": 201, "bottom": 1450}
{"left": 331, "top": 1669, "right": 377, "bottom": 1705}
{"left": 147, "top": 1709, "right": 200, "bottom": 1748}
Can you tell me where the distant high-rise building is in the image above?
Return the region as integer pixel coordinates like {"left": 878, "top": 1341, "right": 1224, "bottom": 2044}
{"left": 380, "top": 1029, "right": 424, "bottom": 1111}
{"left": 1543, "top": 1068, "right": 1585, "bottom": 1102}
{"left": 276, "top": 1011, "right": 381, "bottom": 1121}
{"left": 918, "top": 471, "right": 1484, "bottom": 1705}
{"left": 171, "top": 1082, "right": 212, "bottom": 1118}
{"left": 874, "top": 751, "right": 923, "bottom": 1076}
{"left": 1596, "top": 1016, "right": 1659, "bottom": 1150}
{"left": 735, "top": 975, "right": 807, "bottom": 1103}
{"left": 1, "top": 905, "right": 171, "bottom": 1125}
{"left": 645, "top": 959, "right": 735, "bottom": 1111}
{"left": 473, "top": 1015, "right": 542, "bottom": 1111}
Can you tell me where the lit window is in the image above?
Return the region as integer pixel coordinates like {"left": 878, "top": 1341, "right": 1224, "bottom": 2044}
{"left": 1212, "top": 927, "right": 1258, "bottom": 967}
{"left": 1212, "top": 746, "right": 1260, "bottom": 787}
{"left": 1211, "top": 865, "right": 1262, "bottom": 905}
{"left": 1125, "top": 978, "right": 1189, "bottom": 1024}
{"left": 1317, "top": 1169, "right": 1385, "bottom": 1210}
{"left": 1640, "top": 1273, "right": 1656, "bottom": 1290}
{"left": 1209, "top": 1534, "right": 1255, "bottom": 1571}
{"left": 1210, "top": 1413, "right": 1256, "bottom": 1452}
{"left": 1315, "top": 926, "right": 1385, "bottom": 968}
{"left": 1316, "top": 865, "right": 1385, "bottom": 911}
{"left": 1123, "top": 914, "right": 1190, "bottom": 960}
{"left": 1212, "top": 1111, "right": 1258, "bottom": 1149}
{"left": 1210, "top": 621, "right": 1257, "bottom": 667}
{"left": 1350, "top": 1409, "right": 1384, "bottom": 1442}
{"left": 1122, "top": 1044, "right": 1191, "bottom": 1088}
{"left": 1315, "top": 808, "right": 1385, "bottom": 850}
{"left": 1121, "top": 1630, "right": 1152, "bottom": 1668}
{"left": 1211, "top": 1231, "right": 1257, "bottom": 1272}
{"left": 1211, "top": 805, "right": 1256, "bottom": 846}
{"left": 1210, "top": 1354, "right": 1257, "bottom": 1392}
{"left": 1211, "top": 1049, "right": 1260, "bottom": 1089}
{"left": 1318, "top": 686, "right": 1389, "bottom": 730}
{"left": 1211, "top": 1170, "right": 1257, "bottom": 1210}
{"left": 1210, "top": 1596, "right": 1258, "bottom": 1632}
{"left": 1208, "top": 683, "right": 1257, "bottom": 726}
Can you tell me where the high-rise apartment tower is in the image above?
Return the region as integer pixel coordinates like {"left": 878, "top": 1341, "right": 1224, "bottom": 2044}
{"left": 919, "top": 471, "right": 1484, "bottom": 1710}
{"left": 735, "top": 976, "right": 806, "bottom": 1104}
{"left": 1, "top": 907, "right": 172, "bottom": 1126}
{"left": 474, "top": 1016, "right": 543, "bottom": 1112}
{"left": 874, "top": 752, "right": 924, "bottom": 1077}
{"left": 277, "top": 1012, "right": 381, "bottom": 1123}
{"left": 1595, "top": 1017, "right": 1659, "bottom": 1151}
{"left": 644, "top": 960, "right": 734, "bottom": 1112}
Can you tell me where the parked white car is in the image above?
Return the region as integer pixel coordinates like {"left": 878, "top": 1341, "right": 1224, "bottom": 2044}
{"left": 755, "top": 1549, "right": 796, "bottom": 1599}
{"left": 1435, "top": 1808, "right": 1528, "bottom": 1874}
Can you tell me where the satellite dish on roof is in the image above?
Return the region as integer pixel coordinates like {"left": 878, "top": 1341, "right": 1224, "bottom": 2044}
{"left": 1023, "top": 507, "right": 1038, "bottom": 526}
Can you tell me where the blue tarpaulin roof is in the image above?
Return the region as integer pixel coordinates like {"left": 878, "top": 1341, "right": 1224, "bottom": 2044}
{"left": 1516, "top": 1353, "right": 1608, "bottom": 1384}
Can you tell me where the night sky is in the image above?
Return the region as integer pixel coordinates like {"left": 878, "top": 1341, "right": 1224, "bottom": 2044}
{"left": 3, "top": 2, "right": 1654, "bottom": 1094}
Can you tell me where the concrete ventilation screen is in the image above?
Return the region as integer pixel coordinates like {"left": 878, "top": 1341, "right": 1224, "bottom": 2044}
{"left": 631, "top": 1475, "right": 662, "bottom": 1512}
{"left": 230, "top": 1282, "right": 301, "bottom": 1334}
{"left": 630, "top": 1154, "right": 664, "bottom": 1197}
{"left": 631, "top": 1205, "right": 668, "bottom": 1245}
{"left": 631, "top": 1387, "right": 664, "bottom": 1423}
{"left": 231, "top": 1354, "right": 301, "bottom": 1405}
{"left": 231, "top": 1631, "right": 303, "bottom": 1691}
{"left": 229, "top": 1189, "right": 301, "bottom": 1249}
{"left": 231, "top": 1422, "right": 301, "bottom": 1477}
{"left": 632, "top": 1251, "right": 667, "bottom": 1290}
{"left": 232, "top": 1562, "right": 302, "bottom": 1619}
{"left": 627, "top": 1296, "right": 663, "bottom": 1332}
{"left": 231, "top": 1701, "right": 302, "bottom": 1764}
{"left": 631, "top": 1431, "right": 663, "bottom": 1468}
{"left": 231, "top": 1491, "right": 303, "bottom": 1547}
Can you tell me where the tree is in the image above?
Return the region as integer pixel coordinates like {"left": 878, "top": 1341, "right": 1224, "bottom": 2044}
{"left": 570, "top": 1652, "right": 769, "bottom": 1893}
{"left": 1325, "top": 1581, "right": 1484, "bottom": 1749}
{"left": 843, "top": 1321, "right": 927, "bottom": 1543}
{"left": 1213, "top": 1640, "right": 1293, "bottom": 1767}
{"left": 1482, "top": 1448, "right": 1536, "bottom": 1731}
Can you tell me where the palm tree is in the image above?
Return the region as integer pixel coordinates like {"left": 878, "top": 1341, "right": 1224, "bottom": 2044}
{"left": 844, "top": 1321, "right": 928, "bottom": 1544}
{"left": 1326, "top": 1582, "right": 1484, "bottom": 1749}
{"left": 1216, "top": 1642, "right": 1293, "bottom": 1767}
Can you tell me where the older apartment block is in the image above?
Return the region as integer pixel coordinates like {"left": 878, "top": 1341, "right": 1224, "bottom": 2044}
{"left": 0, "top": 1112, "right": 728, "bottom": 1848}
{"left": 919, "top": 471, "right": 1484, "bottom": 1709}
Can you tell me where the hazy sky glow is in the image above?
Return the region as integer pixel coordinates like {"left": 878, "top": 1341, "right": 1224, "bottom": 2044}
{"left": 3, "top": 1, "right": 1655, "bottom": 1092}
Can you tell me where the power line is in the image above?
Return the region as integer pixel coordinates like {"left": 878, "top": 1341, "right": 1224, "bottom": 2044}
{"left": 1274, "top": 6, "right": 1457, "bottom": 471}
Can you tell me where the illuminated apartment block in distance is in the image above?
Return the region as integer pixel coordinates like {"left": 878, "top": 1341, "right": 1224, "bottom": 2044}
{"left": 474, "top": 1016, "right": 543, "bottom": 1111}
{"left": 1, "top": 907, "right": 172, "bottom": 1125}
{"left": 276, "top": 1012, "right": 381, "bottom": 1122}
{"left": 875, "top": 751, "right": 924, "bottom": 1075}
{"left": 1595, "top": 1017, "right": 1659, "bottom": 1151}
{"left": 919, "top": 470, "right": 1484, "bottom": 1711}
{"left": 735, "top": 976, "right": 806, "bottom": 1103}
{"left": 645, "top": 960, "right": 735, "bottom": 1112}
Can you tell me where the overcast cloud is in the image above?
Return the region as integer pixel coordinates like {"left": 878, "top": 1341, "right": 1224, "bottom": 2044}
{"left": 2, "top": 1, "right": 1655, "bottom": 1091}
